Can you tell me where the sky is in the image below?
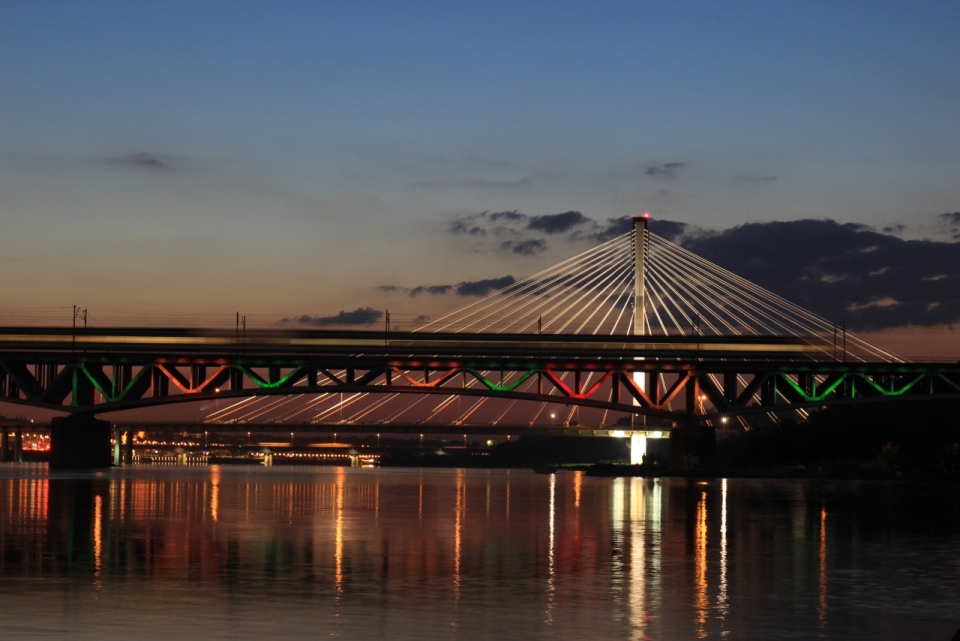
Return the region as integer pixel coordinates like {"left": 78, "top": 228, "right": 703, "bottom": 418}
{"left": 2, "top": 1, "right": 960, "bottom": 352}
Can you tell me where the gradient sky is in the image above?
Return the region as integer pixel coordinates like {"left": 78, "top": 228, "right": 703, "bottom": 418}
{"left": 2, "top": 1, "right": 960, "bottom": 332}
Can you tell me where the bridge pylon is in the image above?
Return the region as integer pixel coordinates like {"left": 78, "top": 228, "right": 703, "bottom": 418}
{"left": 630, "top": 213, "right": 649, "bottom": 465}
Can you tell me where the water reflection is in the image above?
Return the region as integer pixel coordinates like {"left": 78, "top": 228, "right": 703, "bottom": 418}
{"left": 612, "top": 477, "right": 664, "bottom": 639}
{"left": 93, "top": 493, "right": 102, "bottom": 581}
{"left": 0, "top": 466, "right": 958, "bottom": 640}
{"left": 335, "top": 468, "right": 345, "bottom": 597}
{"left": 454, "top": 467, "right": 464, "bottom": 602}
{"left": 718, "top": 479, "right": 729, "bottom": 636}
{"left": 695, "top": 490, "right": 708, "bottom": 638}
{"left": 546, "top": 472, "right": 556, "bottom": 624}
{"left": 627, "top": 478, "right": 647, "bottom": 640}
{"left": 819, "top": 501, "right": 828, "bottom": 630}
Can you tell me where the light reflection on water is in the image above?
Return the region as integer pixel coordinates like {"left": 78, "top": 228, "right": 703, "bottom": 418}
{"left": 0, "top": 464, "right": 958, "bottom": 640}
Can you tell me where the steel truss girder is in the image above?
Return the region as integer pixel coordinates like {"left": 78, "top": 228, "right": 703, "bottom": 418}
{"left": 2, "top": 356, "right": 960, "bottom": 423}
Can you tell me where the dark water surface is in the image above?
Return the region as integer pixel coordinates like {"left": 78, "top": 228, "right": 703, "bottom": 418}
{"left": 0, "top": 464, "right": 958, "bottom": 640}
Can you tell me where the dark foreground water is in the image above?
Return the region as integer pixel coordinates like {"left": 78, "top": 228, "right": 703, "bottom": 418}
{"left": 0, "top": 464, "right": 958, "bottom": 640}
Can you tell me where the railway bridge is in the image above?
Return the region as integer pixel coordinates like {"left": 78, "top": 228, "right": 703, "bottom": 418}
{"left": 2, "top": 217, "right": 957, "bottom": 467}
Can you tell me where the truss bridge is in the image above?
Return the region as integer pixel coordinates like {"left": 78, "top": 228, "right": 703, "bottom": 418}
{"left": 2, "top": 216, "right": 958, "bottom": 445}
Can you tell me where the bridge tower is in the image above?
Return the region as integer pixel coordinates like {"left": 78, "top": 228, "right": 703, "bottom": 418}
{"left": 630, "top": 214, "right": 649, "bottom": 464}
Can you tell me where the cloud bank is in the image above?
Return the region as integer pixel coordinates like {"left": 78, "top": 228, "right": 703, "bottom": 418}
{"left": 380, "top": 276, "right": 517, "bottom": 298}
{"left": 282, "top": 307, "right": 383, "bottom": 326}
{"left": 680, "top": 219, "right": 960, "bottom": 328}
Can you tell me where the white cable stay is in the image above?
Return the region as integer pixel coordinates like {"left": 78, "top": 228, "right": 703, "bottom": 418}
{"left": 218, "top": 228, "right": 898, "bottom": 425}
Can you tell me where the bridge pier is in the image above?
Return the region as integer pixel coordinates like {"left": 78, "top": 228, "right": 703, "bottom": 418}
{"left": 629, "top": 432, "right": 646, "bottom": 465}
{"left": 669, "top": 424, "right": 717, "bottom": 472}
{"left": 0, "top": 429, "right": 8, "bottom": 462}
{"left": 123, "top": 430, "right": 134, "bottom": 465}
{"left": 113, "top": 427, "right": 122, "bottom": 466}
{"left": 13, "top": 428, "right": 22, "bottom": 463}
{"left": 49, "top": 415, "right": 112, "bottom": 469}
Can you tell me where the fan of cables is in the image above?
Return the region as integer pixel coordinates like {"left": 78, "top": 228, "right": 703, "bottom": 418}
{"left": 418, "top": 230, "right": 899, "bottom": 363}
{"left": 205, "top": 228, "right": 899, "bottom": 425}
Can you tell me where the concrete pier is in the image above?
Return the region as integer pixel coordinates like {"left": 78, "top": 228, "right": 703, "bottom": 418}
{"left": 113, "top": 427, "right": 122, "bottom": 466}
{"left": 123, "top": 430, "right": 133, "bottom": 465}
{"left": 669, "top": 424, "right": 718, "bottom": 472}
{"left": 49, "top": 415, "right": 112, "bottom": 469}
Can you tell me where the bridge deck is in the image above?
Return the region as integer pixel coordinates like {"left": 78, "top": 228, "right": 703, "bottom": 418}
{"left": 1, "top": 327, "right": 958, "bottom": 420}
{"left": 0, "top": 327, "right": 826, "bottom": 360}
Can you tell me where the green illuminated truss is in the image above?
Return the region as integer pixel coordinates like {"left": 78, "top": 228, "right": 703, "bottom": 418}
{"left": 2, "top": 355, "right": 960, "bottom": 424}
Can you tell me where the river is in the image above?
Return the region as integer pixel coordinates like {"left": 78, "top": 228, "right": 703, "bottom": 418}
{"left": 0, "top": 464, "right": 957, "bottom": 639}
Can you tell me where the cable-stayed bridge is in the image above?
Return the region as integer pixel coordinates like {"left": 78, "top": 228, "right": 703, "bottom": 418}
{"left": 1, "top": 217, "right": 959, "bottom": 437}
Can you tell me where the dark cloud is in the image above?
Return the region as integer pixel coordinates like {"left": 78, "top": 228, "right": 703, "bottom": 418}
{"left": 650, "top": 219, "right": 695, "bottom": 243}
{"left": 447, "top": 210, "right": 580, "bottom": 253}
{"left": 578, "top": 216, "right": 632, "bottom": 242}
{"left": 938, "top": 212, "right": 960, "bottom": 240}
{"left": 455, "top": 276, "right": 516, "bottom": 297}
{"left": 377, "top": 285, "right": 403, "bottom": 292}
{"left": 882, "top": 224, "right": 905, "bottom": 234}
{"left": 448, "top": 210, "right": 529, "bottom": 237}
{"left": 939, "top": 212, "right": 960, "bottom": 225}
{"left": 575, "top": 216, "right": 693, "bottom": 243}
{"left": 283, "top": 307, "right": 383, "bottom": 327}
{"left": 501, "top": 239, "right": 547, "bottom": 256}
{"left": 410, "top": 284, "right": 453, "bottom": 296}
{"left": 526, "top": 211, "right": 589, "bottom": 234}
{"left": 679, "top": 219, "right": 960, "bottom": 328}
{"left": 645, "top": 162, "right": 687, "bottom": 177}
{"left": 106, "top": 152, "right": 170, "bottom": 171}
{"left": 413, "top": 315, "right": 429, "bottom": 322}
{"left": 489, "top": 210, "right": 526, "bottom": 222}
{"left": 381, "top": 276, "right": 517, "bottom": 298}
{"left": 448, "top": 217, "right": 487, "bottom": 236}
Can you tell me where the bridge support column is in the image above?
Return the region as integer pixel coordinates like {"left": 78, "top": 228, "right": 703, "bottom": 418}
{"left": 0, "top": 429, "right": 8, "bottom": 462}
{"left": 123, "top": 430, "right": 134, "bottom": 465}
{"left": 13, "top": 429, "right": 22, "bottom": 463}
{"left": 669, "top": 424, "right": 717, "bottom": 472}
{"left": 49, "top": 415, "right": 112, "bottom": 469}
{"left": 629, "top": 432, "right": 647, "bottom": 465}
{"left": 113, "top": 427, "right": 122, "bottom": 466}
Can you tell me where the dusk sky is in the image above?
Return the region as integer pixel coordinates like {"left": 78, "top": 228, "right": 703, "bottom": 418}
{"left": 3, "top": 2, "right": 960, "bottom": 347}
